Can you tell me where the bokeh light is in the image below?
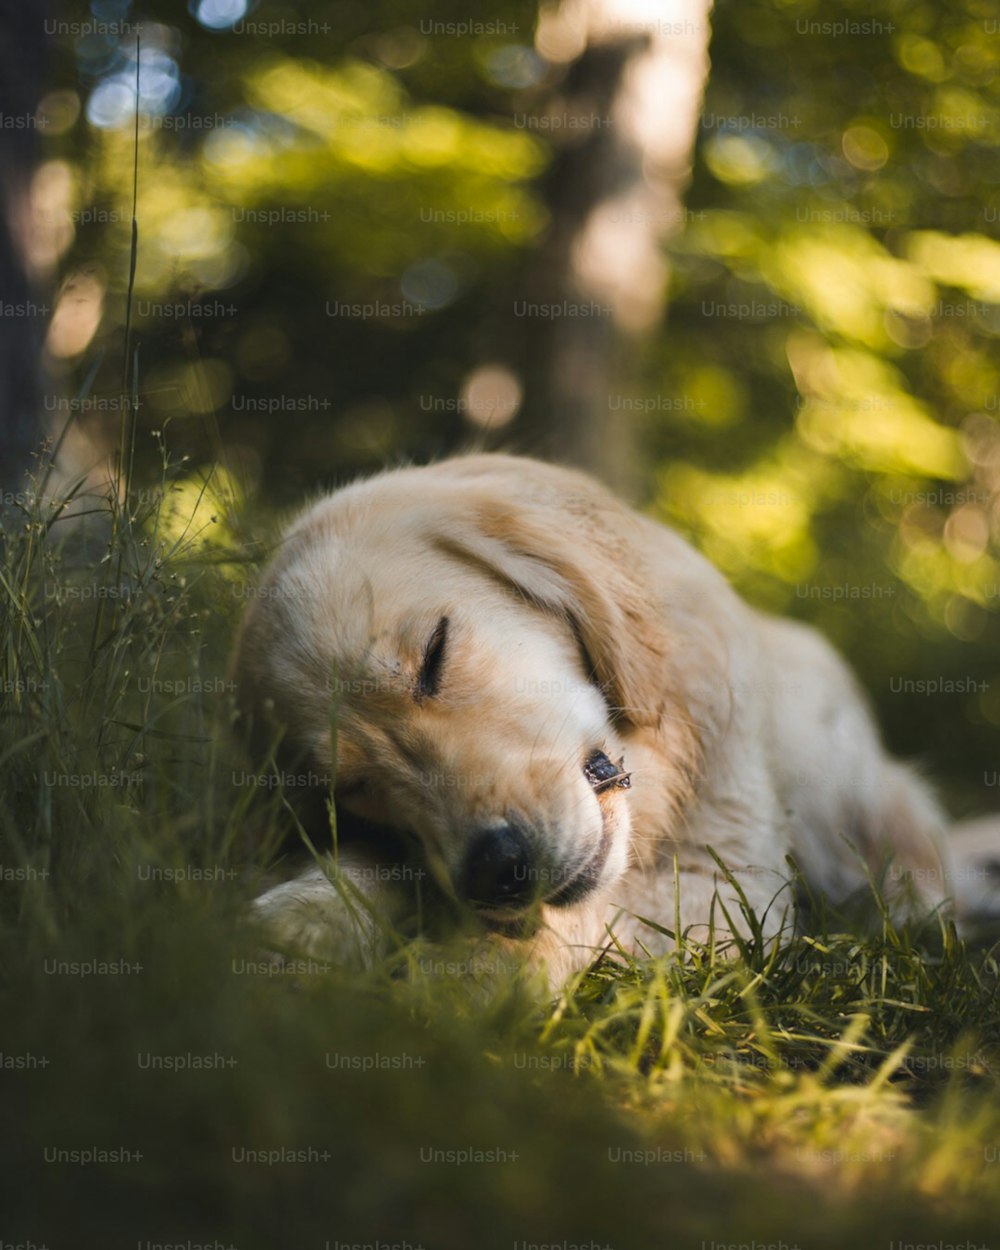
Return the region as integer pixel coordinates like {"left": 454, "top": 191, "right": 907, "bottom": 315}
{"left": 192, "top": 0, "right": 248, "bottom": 32}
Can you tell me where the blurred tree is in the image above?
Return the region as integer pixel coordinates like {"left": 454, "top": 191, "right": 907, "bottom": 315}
{"left": 647, "top": 0, "right": 1000, "bottom": 801}
{"left": 0, "top": 2, "right": 49, "bottom": 490}
{"left": 34, "top": 0, "right": 713, "bottom": 495}
{"left": 516, "top": 0, "right": 712, "bottom": 494}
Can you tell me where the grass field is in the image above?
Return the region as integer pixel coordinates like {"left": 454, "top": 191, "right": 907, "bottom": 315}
{"left": 2, "top": 466, "right": 999, "bottom": 1249}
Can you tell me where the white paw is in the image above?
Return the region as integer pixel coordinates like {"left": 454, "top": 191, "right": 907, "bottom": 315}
{"left": 248, "top": 863, "right": 383, "bottom": 968}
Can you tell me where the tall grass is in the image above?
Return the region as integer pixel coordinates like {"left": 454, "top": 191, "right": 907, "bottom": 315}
{"left": 1, "top": 456, "right": 999, "bottom": 1247}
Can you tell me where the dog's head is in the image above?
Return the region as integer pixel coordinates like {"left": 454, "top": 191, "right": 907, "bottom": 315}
{"left": 234, "top": 455, "right": 696, "bottom": 925}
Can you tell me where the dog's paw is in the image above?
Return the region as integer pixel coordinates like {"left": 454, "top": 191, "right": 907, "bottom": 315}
{"left": 247, "top": 864, "right": 384, "bottom": 970}
{"left": 950, "top": 817, "right": 1000, "bottom": 939}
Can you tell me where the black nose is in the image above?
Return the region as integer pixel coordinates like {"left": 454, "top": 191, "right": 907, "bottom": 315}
{"left": 463, "top": 824, "right": 532, "bottom": 909}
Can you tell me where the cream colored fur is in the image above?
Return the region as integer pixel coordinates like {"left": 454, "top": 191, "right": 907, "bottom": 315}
{"left": 234, "top": 454, "right": 997, "bottom": 983}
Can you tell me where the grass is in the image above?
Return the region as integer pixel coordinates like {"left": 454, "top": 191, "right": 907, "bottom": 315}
{"left": 2, "top": 455, "right": 999, "bottom": 1249}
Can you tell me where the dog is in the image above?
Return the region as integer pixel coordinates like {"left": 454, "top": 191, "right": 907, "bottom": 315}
{"left": 233, "top": 453, "right": 998, "bottom": 982}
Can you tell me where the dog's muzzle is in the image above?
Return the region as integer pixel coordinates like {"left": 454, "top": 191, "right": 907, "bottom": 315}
{"left": 460, "top": 753, "right": 629, "bottom": 915}
{"left": 460, "top": 820, "right": 610, "bottom": 916}
{"left": 462, "top": 824, "right": 533, "bottom": 910}
{"left": 460, "top": 823, "right": 611, "bottom": 915}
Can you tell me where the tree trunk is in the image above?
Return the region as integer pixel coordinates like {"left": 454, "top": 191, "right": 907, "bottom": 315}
{"left": 518, "top": 0, "right": 714, "bottom": 498}
{"left": 0, "top": 2, "right": 49, "bottom": 491}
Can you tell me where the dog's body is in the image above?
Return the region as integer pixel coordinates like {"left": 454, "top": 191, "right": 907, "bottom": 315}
{"left": 234, "top": 454, "right": 996, "bottom": 981}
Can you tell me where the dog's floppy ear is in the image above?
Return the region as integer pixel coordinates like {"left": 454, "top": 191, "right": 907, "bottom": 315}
{"left": 434, "top": 495, "right": 672, "bottom": 729}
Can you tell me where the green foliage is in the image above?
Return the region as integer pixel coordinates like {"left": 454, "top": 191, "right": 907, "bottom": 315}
{"left": 647, "top": 0, "right": 1000, "bottom": 797}
{"left": 43, "top": 0, "right": 548, "bottom": 492}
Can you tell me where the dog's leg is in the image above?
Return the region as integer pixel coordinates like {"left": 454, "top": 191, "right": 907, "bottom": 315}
{"left": 947, "top": 816, "right": 1000, "bottom": 936}
{"left": 862, "top": 760, "right": 952, "bottom": 920}
{"left": 249, "top": 847, "right": 415, "bottom": 969}
{"left": 758, "top": 616, "right": 954, "bottom": 926}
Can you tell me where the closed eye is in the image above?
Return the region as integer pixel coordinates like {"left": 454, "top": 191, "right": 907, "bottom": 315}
{"left": 584, "top": 749, "right": 631, "bottom": 793}
{"left": 417, "top": 615, "right": 449, "bottom": 699}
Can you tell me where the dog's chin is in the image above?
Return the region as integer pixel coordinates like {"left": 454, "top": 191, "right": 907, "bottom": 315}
{"left": 473, "top": 907, "right": 544, "bottom": 939}
{"left": 469, "top": 856, "right": 611, "bottom": 937}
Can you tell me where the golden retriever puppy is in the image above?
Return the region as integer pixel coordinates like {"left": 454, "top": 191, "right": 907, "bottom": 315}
{"left": 233, "top": 454, "right": 996, "bottom": 981}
